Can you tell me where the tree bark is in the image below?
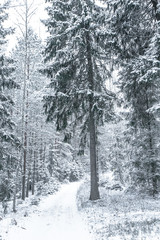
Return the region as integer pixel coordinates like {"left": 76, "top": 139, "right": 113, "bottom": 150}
{"left": 26, "top": 173, "right": 29, "bottom": 198}
{"left": 13, "top": 164, "right": 19, "bottom": 212}
{"left": 22, "top": 128, "right": 27, "bottom": 200}
{"left": 146, "top": 90, "right": 157, "bottom": 196}
{"left": 22, "top": 0, "right": 29, "bottom": 201}
{"left": 32, "top": 150, "right": 36, "bottom": 195}
{"left": 151, "top": 0, "right": 160, "bottom": 21}
{"left": 89, "top": 108, "right": 100, "bottom": 200}
{"left": 86, "top": 29, "right": 100, "bottom": 200}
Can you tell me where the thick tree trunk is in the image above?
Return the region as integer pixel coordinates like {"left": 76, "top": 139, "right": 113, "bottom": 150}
{"left": 86, "top": 28, "right": 100, "bottom": 200}
{"left": 148, "top": 123, "right": 157, "bottom": 196}
{"left": 151, "top": 0, "right": 160, "bottom": 21}
{"left": 146, "top": 91, "right": 158, "bottom": 196}
{"left": 89, "top": 107, "right": 100, "bottom": 200}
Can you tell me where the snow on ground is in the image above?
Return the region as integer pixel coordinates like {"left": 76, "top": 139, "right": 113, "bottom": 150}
{"left": 0, "top": 182, "right": 93, "bottom": 240}
{"left": 1, "top": 175, "right": 160, "bottom": 240}
{"left": 78, "top": 179, "right": 160, "bottom": 240}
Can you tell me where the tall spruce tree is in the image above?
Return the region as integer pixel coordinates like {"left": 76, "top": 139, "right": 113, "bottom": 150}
{"left": 43, "top": 0, "right": 114, "bottom": 200}
{"left": 0, "top": 1, "right": 19, "bottom": 201}
{"left": 108, "top": 0, "right": 160, "bottom": 195}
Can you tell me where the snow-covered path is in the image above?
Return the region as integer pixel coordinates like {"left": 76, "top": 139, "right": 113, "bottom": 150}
{"left": 3, "top": 182, "right": 93, "bottom": 240}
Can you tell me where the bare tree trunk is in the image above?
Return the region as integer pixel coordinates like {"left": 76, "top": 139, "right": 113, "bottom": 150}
{"left": 32, "top": 132, "right": 37, "bottom": 195}
{"left": 86, "top": 29, "right": 100, "bottom": 200}
{"left": 13, "top": 164, "right": 19, "bottom": 212}
{"left": 22, "top": 118, "right": 27, "bottom": 200}
{"left": 32, "top": 152, "right": 36, "bottom": 195}
{"left": 89, "top": 109, "right": 100, "bottom": 200}
{"left": 22, "top": 0, "right": 29, "bottom": 201}
{"left": 146, "top": 88, "right": 157, "bottom": 196}
{"left": 151, "top": 0, "right": 160, "bottom": 21}
{"left": 26, "top": 173, "right": 29, "bottom": 198}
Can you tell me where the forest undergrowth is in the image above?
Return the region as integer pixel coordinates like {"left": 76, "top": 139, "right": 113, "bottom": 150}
{"left": 77, "top": 177, "right": 160, "bottom": 240}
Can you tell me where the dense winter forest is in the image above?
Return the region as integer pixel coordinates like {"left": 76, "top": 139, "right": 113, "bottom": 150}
{"left": 0, "top": 0, "right": 160, "bottom": 239}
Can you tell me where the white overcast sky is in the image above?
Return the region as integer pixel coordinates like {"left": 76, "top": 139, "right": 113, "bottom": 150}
{"left": 2, "top": 0, "right": 48, "bottom": 54}
{"left": 2, "top": 0, "right": 106, "bottom": 54}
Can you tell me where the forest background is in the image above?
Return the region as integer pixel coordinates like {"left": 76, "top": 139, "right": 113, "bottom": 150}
{"left": 0, "top": 0, "right": 160, "bottom": 212}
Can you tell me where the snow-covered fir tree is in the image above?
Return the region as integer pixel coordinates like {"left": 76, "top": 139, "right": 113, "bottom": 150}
{"left": 108, "top": 0, "right": 160, "bottom": 195}
{"left": 0, "top": 1, "right": 20, "bottom": 202}
{"left": 43, "top": 0, "right": 115, "bottom": 200}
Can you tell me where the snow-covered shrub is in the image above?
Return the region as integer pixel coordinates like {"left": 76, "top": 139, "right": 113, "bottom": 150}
{"left": 55, "top": 160, "right": 83, "bottom": 183}
{"left": 36, "top": 177, "right": 60, "bottom": 196}
{"left": 0, "top": 174, "right": 13, "bottom": 202}
{"left": 11, "top": 218, "right": 17, "bottom": 225}
{"left": 99, "top": 172, "right": 114, "bottom": 187}
{"left": 30, "top": 197, "right": 40, "bottom": 206}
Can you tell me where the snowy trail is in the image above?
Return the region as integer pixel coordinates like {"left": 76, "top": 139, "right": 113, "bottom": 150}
{"left": 4, "top": 182, "right": 93, "bottom": 240}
